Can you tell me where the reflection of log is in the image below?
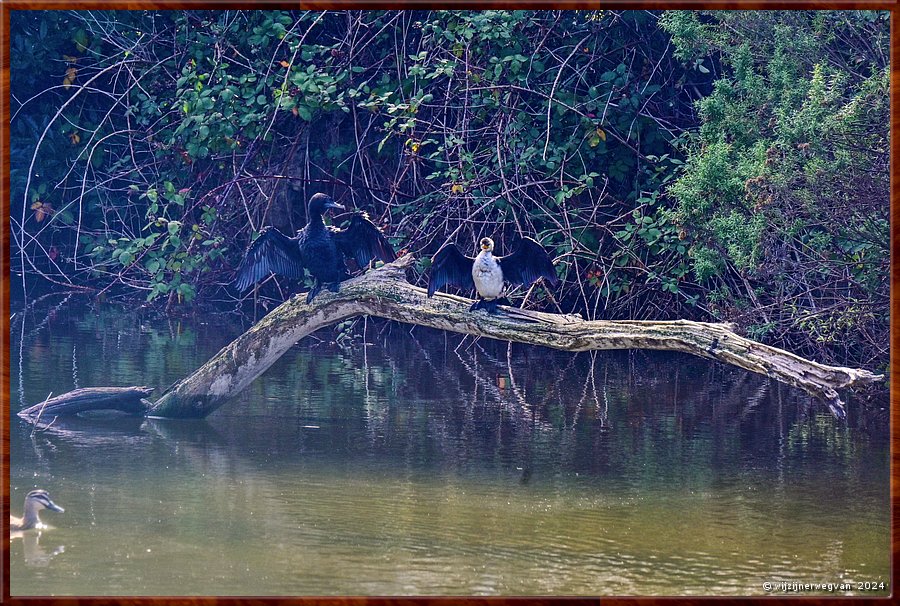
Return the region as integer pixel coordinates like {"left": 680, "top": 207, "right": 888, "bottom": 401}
{"left": 142, "top": 254, "right": 881, "bottom": 420}
{"left": 17, "top": 387, "right": 153, "bottom": 419}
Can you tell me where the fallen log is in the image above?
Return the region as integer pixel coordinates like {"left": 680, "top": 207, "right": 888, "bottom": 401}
{"left": 17, "top": 386, "right": 154, "bottom": 420}
{"left": 141, "top": 254, "right": 881, "bottom": 420}
{"left": 15, "top": 255, "right": 882, "bottom": 422}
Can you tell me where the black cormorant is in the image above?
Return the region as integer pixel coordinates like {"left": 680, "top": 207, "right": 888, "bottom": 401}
{"left": 427, "top": 236, "right": 558, "bottom": 312}
{"left": 235, "top": 193, "right": 396, "bottom": 303}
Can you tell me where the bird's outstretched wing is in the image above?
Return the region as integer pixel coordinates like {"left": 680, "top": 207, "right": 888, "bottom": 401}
{"left": 332, "top": 212, "right": 396, "bottom": 269}
{"left": 428, "top": 243, "right": 476, "bottom": 297}
{"left": 234, "top": 227, "right": 306, "bottom": 291}
{"left": 496, "top": 237, "right": 559, "bottom": 289}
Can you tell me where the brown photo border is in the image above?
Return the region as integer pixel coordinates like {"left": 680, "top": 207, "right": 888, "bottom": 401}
{"left": 0, "top": 1, "right": 896, "bottom": 604}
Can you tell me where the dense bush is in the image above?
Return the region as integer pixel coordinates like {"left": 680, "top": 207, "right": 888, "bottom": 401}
{"left": 660, "top": 11, "right": 889, "bottom": 369}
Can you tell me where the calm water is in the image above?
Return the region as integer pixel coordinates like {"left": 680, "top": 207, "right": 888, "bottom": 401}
{"left": 9, "top": 299, "right": 890, "bottom": 596}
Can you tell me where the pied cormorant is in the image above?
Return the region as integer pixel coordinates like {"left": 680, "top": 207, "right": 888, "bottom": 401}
{"left": 427, "top": 236, "right": 558, "bottom": 312}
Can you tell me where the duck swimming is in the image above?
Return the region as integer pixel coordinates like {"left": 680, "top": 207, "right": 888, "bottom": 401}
{"left": 10, "top": 490, "right": 64, "bottom": 532}
{"left": 235, "top": 193, "right": 396, "bottom": 303}
{"left": 427, "top": 236, "right": 559, "bottom": 312}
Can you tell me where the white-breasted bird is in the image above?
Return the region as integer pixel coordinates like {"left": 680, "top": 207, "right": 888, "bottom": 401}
{"left": 427, "top": 236, "right": 558, "bottom": 312}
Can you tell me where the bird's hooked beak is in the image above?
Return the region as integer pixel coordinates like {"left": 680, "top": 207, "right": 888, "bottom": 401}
{"left": 324, "top": 199, "right": 345, "bottom": 212}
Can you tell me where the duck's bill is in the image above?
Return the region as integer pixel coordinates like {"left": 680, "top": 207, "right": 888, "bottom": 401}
{"left": 46, "top": 501, "right": 64, "bottom": 513}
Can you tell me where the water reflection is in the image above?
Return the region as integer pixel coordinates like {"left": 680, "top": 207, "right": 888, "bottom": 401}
{"left": 8, "top": 300, "right": 890, "bottom": 596}
{"left": 12, "top": 532, "right": 67, "bottom": 568}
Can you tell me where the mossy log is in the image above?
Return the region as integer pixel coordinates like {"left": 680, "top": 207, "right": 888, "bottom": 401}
{"left": 144, "top": 254, "right": 881, "bottom": 420}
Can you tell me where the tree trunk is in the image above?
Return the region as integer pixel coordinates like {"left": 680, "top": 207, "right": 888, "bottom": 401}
{"left": 145, "top": 254, "right": 882, "bottom": 420}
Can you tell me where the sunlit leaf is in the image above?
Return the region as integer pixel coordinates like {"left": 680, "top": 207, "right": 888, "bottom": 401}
{"left": 63, "top": 66, "right": 77, "bottom": 88}
{"left": 31, "top": 201, "right": 53, "bottom": 223}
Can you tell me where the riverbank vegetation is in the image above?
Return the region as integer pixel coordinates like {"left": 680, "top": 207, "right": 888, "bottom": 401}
{"left": 9, "top": 9, "right": 888, "bottom": 373}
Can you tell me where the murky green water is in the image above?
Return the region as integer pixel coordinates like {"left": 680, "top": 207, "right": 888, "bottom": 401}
{"left": 9, "top": 300, "right": 889, "bottom": 596}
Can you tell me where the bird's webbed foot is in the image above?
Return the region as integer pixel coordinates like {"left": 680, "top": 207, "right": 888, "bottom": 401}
{"left": 470, "top": 298, "right": 510, "bottom": 314}
{"left": 307, "top": 281, "right": 341, "bottom": 303}
{"left": 306, "top": 283, "right": 323, "bottom": 304}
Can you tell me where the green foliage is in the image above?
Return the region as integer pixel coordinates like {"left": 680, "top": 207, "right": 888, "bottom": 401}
{"left": 661, "top": 10, "right": 889, "bottom": 366}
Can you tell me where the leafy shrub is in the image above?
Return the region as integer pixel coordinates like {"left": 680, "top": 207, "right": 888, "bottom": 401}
{"left": 661, "top": 10, "right": 889, "bottom": 368}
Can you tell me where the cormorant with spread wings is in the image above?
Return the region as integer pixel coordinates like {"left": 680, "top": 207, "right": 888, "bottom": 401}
{"left": 427, "top": 236, "right": 558, "bottom": 312}
{"left": 235, "top": 193, "right": 395, "bottom": 303}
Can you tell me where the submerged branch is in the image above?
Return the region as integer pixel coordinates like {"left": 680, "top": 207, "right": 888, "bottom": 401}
{"left": 17, "top": 386, "right": 154, "bottom": 420}
{"left": 145, "top": 254, "right": 882, "bottom": 420}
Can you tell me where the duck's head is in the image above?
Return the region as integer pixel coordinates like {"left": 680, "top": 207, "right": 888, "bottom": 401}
{"left": 479, "top": 237, "right": 495, "bottom": 253}
{"left": 307, "top": 193, "right": 345, "bottom": 216}
{"left": 26, "top": 489, "right": 64, "bottom": 514}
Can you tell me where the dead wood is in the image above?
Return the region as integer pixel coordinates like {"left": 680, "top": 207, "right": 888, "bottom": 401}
{"left": 17, "top": 387, "right": 154, "bottom": 420}
{"left": 143, "top": 254, "right": 881, "bottom": 420}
